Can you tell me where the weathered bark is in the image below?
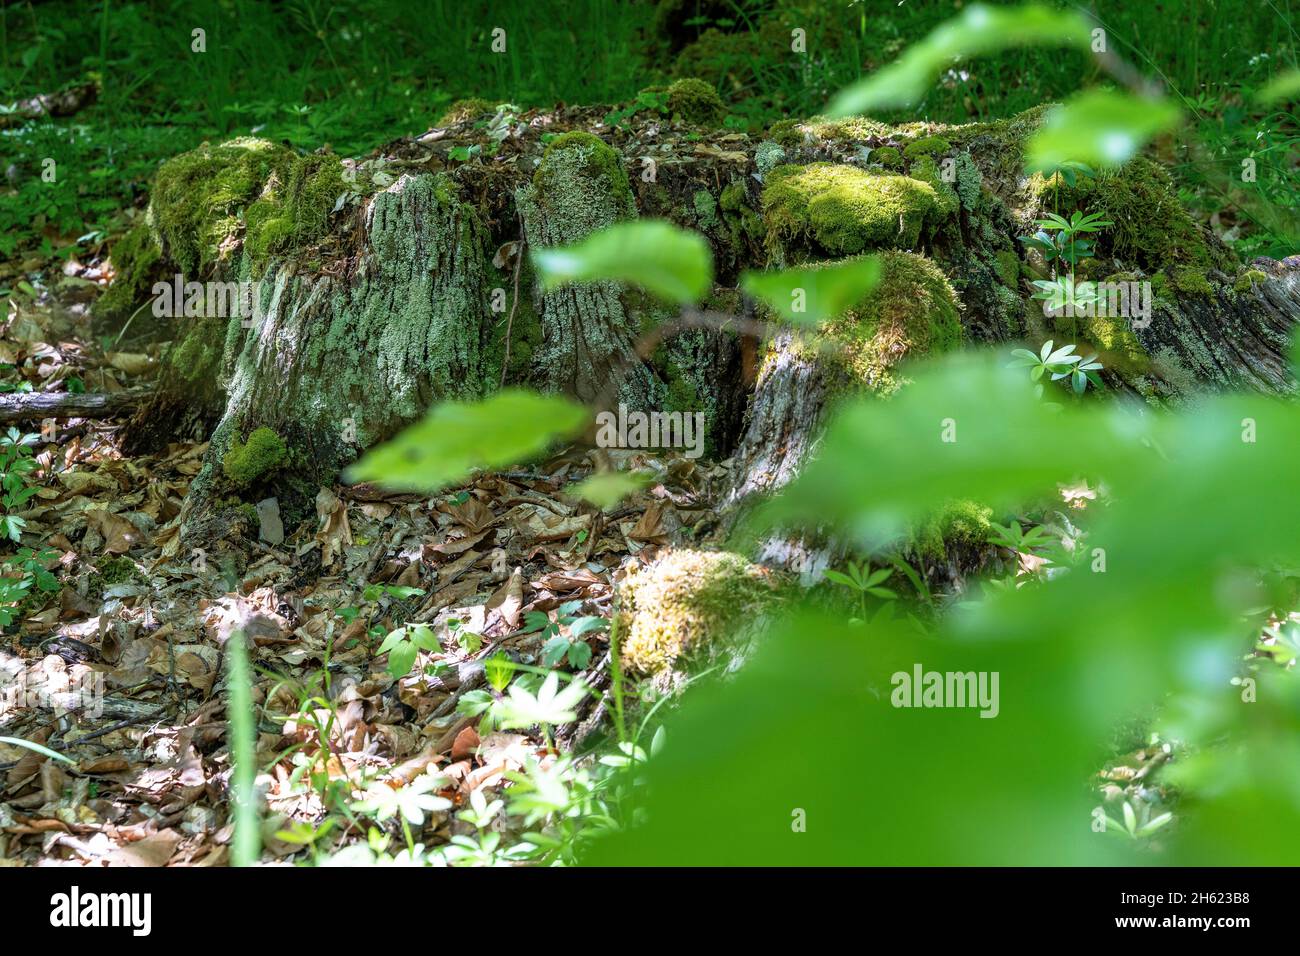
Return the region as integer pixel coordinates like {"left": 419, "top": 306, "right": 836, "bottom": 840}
{"left": 1129, "top": 261, "right": 1300, "bottom": 396}
{"left": 515, "top": 132, "right": 661, "bottom": 409}
{"left": 175, "top": 171, "right": 495, "bottom": 533}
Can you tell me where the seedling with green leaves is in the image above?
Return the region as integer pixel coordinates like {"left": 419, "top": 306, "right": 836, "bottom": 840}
{"left": 823, "top": 561, "right": 896, "bottom": 622}
{"left": 1009, "top": 340, "right": 1104, "bottom": 396}
{"left": 1101, "top": 800, "right": 1174, "bottom": 840}
{"left": 1019, "top": 210, "right": 1112, "bottom": 269}
{"left": 520, "top": 600, "right": 607, "bottom": 669}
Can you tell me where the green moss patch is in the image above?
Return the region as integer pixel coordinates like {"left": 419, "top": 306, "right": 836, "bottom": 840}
{"left": 762, "top": 163, "right": 940, "bottom": 257}
{"left": 222, "top": 427, "right": 288, "bottom": 487}
{"left": 1079, "top": 312, "right": 1149, "bottom": 373}
{"left": 96, "top": 221, "right": 164, "bottom": 323}
{"left": 914, "top": 500, "right": 994, "bottom": 558}
{"left": 666, "top": 77, "right": 726, "bottom": 125}
{"left": 1234, "top": 268, "right": 1268, "bottom": 293}
{"left": 994, "top": 249, "right": 1021, "bottom": 287}
{"left": 903, "top": 135, "right": 951, "bottom": 159}
{"left": 872, "top": 146, "right": 902, "bottom": 169}
{"left": 816, "top": 250, "right": 962, "bottom": 394}
{"left": 618, "top": 548, "right": 775, "bottom": 675}
{"left": 244, "top": 153, "right": 345, "bottom": 273}
{"left": 1042, "top": 157, "right": 1235, "bottom": 274}
{"left": 149, "top": 137, "right": 295, "bottom": 275}
{"left": 88, "top": 555, "right": 143, "bottom": 598}
{"left": 533, "top": 132, "right": 634, "bottom": 214}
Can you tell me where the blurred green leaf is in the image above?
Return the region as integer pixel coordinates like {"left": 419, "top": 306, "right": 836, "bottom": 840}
{"left": 595, "top": 343, "right": 1300, "bottom": 864}
{"left": 346, "top": 390, "right": 587, "bottom": 492}
{"left": 571, "top": 470, "right": 652, "bottom": 510}
{"left": 1257, "top": 69, "right": 1300, "bottom": 104}
{"left": 740, "top": 257, "right": 881, "bottom": 326}
{"left": 533, "top": 220, "right": 713, "bottom": 306}
{"left": 826, "top": 3, "right": 1091, "bottom": 116}
{"left": 1026, "top": 90, "right": 1181, "bottom": 172}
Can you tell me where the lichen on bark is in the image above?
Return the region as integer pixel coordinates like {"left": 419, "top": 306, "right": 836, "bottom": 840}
{"left": 178, "top": 170, "right": 493, "bottom": 534}
{"left": 516, "top": 132, "right": 663, "bottom": 410}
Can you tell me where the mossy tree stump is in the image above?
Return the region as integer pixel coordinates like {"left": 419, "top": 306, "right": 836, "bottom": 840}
{"left": 99, "top": 100, "right": 1299, "bottom": 552}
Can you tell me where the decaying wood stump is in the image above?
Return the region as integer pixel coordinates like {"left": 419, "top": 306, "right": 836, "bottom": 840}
{"left": 94, "top": 100, "right": 1298, "bottom": 552}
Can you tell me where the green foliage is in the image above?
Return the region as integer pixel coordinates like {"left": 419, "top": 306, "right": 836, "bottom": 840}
{"left": 813, "top": 251, "right": 962, "bottom": 396}
{"left": 1008, "top": 340, "right": 1104, "bottom": 396}
{"left": 826, "top": 3, "right": 1091, "bottom": 116}
{"left": 740, "top": 257, "right": 881, "bottom": 327}
{"left": 0, "top": 427, "right": 58, "bottom": 625}
{"left": 1044, "top": 158, "right": 1234, "bottom": 273}
{"left": 604, "top": 88, "right": 669, "bottom": 129}
{"left": 221, "top": 427, "right": 288, "bottom": 487}
{"left": 377, "top": 623, "right": 439, "bottom": 679}
{"left": 823, "top": 561, "right": 896, "bottom": 622}
{"left": 0, "top": 428, "right": 41, "bottom": 543}
{"left": 594, "top": 343, "right": 1300, "bottom": 863}
{"left": 346, "top": 390, "right": 587, "bottom": 493}
{"left": 1026, "top": 90, "right": 1182, "bottom": 172}
{"left": 1019, "top": 210, "right": 1112, "bottom": 269}
{"left": 533, "top": 219, "right": 714, "bottom": 306}
{"left": 520, "top": 600, "right": 608, "bottom": 670}
{"left": 494, "top": 669, "right": 589, "bottom": 731}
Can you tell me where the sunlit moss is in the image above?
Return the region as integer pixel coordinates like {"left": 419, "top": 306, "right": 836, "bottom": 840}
{"left": 1078, "top": 311, "right": 1150, "bottom": 374}
{"left": 149, "top": 137, "right": 295, "bottom": 274}
{"left": 618, "top": 548, "right": 775, "bottom": 675}
{"left": 222, "top": 426, "right": 288, "bottom": 486}
{"left": 914, "top": 500, "right": 994, "bottom": 558}
{"left": 762, "top": 163, "right": 940, "bottom": 257}
{"left": 903, "top": 135, "right": 951, "bottom": 159}
{"left": 872, "top": 146, "right": 902, "bottom": 169}
{"left": 907, "top": 155, "right": 960, "bottom": 219}
{"left": 819, "top": 251, "right": 962, "bottom": 394}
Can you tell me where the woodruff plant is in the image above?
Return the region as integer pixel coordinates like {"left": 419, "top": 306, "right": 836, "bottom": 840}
{"left": 0, "top": 427, "right": 59, "bottom": 625}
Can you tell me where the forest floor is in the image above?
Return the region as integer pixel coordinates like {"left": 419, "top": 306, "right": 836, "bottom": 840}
{"left": 0, "top": 241, "right": 746, "bottom": 864}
